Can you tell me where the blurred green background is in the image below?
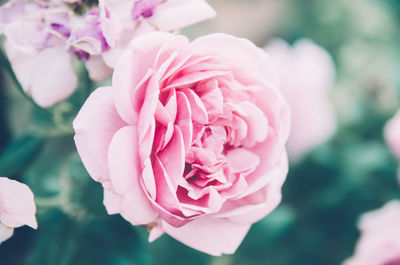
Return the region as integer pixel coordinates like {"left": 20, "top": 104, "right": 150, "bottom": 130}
{"left": 1, "top": 0, "right": 400, "bottom": 264}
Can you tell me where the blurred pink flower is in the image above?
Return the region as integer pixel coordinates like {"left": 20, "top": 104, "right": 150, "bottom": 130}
{"left": 0, "top": 0, "right": 110, "bottom": 107}
{"left": 99, "top": 0, "right": 216, "bottom": 67}
{"left": 0, "top": 177, "right": 37, "bottom": 244}
{"left": 73, "top": 32, "right": 290, "bottom": 255}
{"left": 343, "top": 201, "right": 400, "bottom": 265}
{"left": 265, "top": 39, "right": 337, "bottom": 160}
{"left": 385, "top": 110, "right": 400, "bottom": 160}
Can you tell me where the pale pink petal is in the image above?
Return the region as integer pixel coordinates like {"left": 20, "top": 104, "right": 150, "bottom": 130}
{"left": 99, "top": 0, "right": 137, "bottom": 48}
{"left": 225, "top": 148, "right": 260, "bottom": 173}
{"left": 112, "top": 32, "right": 174, "bottom": 124}
{"left": 242, "top": 145, "right": 288, "bottom": 197}
{"left": 343, "top": 201, "right": 400, "bottom": 265}
{"left": 148, "top": 221, "right": 165, "bottom": 242}
{"left": 265, "top": 38, "right": 336, "bottom": 160}
{"left": 103, "top": 188, "right": 123, "bottom": 215}
{"left": 107, "top": 127, "right": 158, "bottom": 225}
{"left": 120, "top": 190, "right": 158, "bottom": 226}
{"left": 5, "top": 42, "right": 77, "bottom": 107}
{"left": 0, "top": 223, "right": 13, "bottom": 244}
{"left": 235, "top": 101, "right": 269, "bottom": 148}
{"left": 73, "top": 86, "right": 127, "bottom": 182}
{"left": 182, "top": 89, "right": 208, "bottom": 124}
{"left": 215, "top": 157, "right": 287, "bottom": 224}
{"left": 384, "top": 109, "right": 400, "bottom": 160}
{"left": 175, "top": 92, "right": 193, "bottom": 152}
{"left": 150, "top": 0, "right": 216, "bottom": 31}
{"left": 157, "top": 125, "right": 186, "bottom": 188}
{"left": 85, "top": 55, "right": 112, "bottom": 82}
{"left": 0, "top": 178, "right": 37, "bottom": 229}
{"left": 108, "top": 126, "right": 140, "bottom": 194}
{"left": 191, "top": 33, "right": 277, "bottom": 86}
{"left": 162, "top": 217, "right": 251, "bottom": 256}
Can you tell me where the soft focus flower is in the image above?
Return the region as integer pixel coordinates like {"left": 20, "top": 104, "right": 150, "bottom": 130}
{"left": 265, "top": 39, "right": 337, "bottom": 160}
{"left": 0, "top": 177, "right": 37, "bottom": 244}
{"left": 0, "top": 0, "right": 109, "bottom": 107}
{"left": 385, "top": 109, "right": 400, "bottom": 160}
{"left": 99, "top": 0, "right": 216, "bottom": 67}
{"left": 343, "top": 200, "right": 400, "bottom": 265}
{"left": 73, "top": 32, "right": 290, "bottom": 255}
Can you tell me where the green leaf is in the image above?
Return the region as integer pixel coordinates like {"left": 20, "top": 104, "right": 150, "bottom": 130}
{"left": 0, "top": 133, "right": 44, "bottom": 176}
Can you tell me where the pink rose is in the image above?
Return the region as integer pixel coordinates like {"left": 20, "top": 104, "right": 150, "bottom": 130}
{"left": 343, "top": 201, "right": 400, "bottom": 265}
{"left": 385, "top": 110, "right": 400, "bottom": 160}
{"left": 0, "top": 177, "right": 37, "bottom": 244}
{"left": 265, "top": 39, "right": 337, "bottom": 160}
{"left": 99, "top": 0, "right": 216, "bottom": 67}
{"left": 73, "top": 32, "right": 290, "bottom": 255}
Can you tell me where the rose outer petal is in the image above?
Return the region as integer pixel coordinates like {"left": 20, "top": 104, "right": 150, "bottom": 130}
{"left": 108, "top": 126, "right": 159, "bottom": 225}
{"left": 150, "top": 0, "right": 216, "bottom": 32}
{"left": 73, "top": 86, "right": 127, "bottom": 183}
{"left": 191, "top": 33, "right": 277, "bottom": 87}
{"left": 162, "top": 216, "right": 251, "bottom": 256}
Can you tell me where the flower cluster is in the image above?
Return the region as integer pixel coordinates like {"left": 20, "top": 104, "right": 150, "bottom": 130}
{"left": 0, "top": 0, "right": 215, "bottom": 107}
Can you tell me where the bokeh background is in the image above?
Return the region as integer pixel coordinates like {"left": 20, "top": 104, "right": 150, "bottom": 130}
{"left": 1, "top": 0, "right": 400, "bottom": 264}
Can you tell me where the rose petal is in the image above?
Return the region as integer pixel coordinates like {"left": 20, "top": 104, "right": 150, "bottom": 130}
{"left": 73, "top": 86, "right": 126, "bottom": 182}
{"left": 120, "top": 189, "right": 158, "bottom": 226}
{"left": 113, "top": 32, "right": 174, "bottom": 124}
{"left": 226, "top": 148, "right": 260, "bottom": 173}
{"left": 191, "top": 33, "right": 277, "bottom": 87}
{"left": 162, "top": 217, "right": 250, "bottom": 256}
{"left": 157, "top": 125, "right": 185, "bottom": 188}
{"left": 150, "top": 0, "right": 216, "bottom": 31}
{"left": 235, "top": 101, "right": 269, "bottom": 148}
{"left": 0, "top": 223, "right": 14, "bottom": 244}
{"left": 108, "top": 126, "right": 139, "bottom": 194}
{"left": 175, "top": 92, "right": 193, "bottom": 152}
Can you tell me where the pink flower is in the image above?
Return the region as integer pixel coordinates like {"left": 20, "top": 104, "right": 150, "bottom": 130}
{"left": 0, "top": 0, "right": 110, "bottom": 107}
{"left": 99, "top": 0, "right": 216, "bottom": 67}
{"left": 343, "top": 201, "right": 400, "bottom": 265}
{"left": 0, "top": 177, "right": 37, "bottom": 244}
{"left": 265, "top": 39, "right": 337, "bottom": 160}
{"left": 1, "top": 1, "right": 77, "bottom": 107}
{"left": 385, "top": 110, "right": 400, "bottom": 160}
{"left": 73, "top": 32, "right": 290, "bottom": 255}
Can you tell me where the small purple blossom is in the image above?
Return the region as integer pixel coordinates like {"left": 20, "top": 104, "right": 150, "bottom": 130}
{"left": 50, "top": 23, "right": 71, "bottom": 38}
{"left": 131, "top": 0, "right": 167, "bottom": 20}
{"left": 68, "top": 7, "right": 109, "bottom": 56}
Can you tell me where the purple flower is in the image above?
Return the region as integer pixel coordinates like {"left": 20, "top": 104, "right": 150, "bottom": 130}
{"left": 131, "top": 0, "right": 167, "bottom": 20}
{"left": 0, "top": 0, "right": 111, "bottom": 107}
